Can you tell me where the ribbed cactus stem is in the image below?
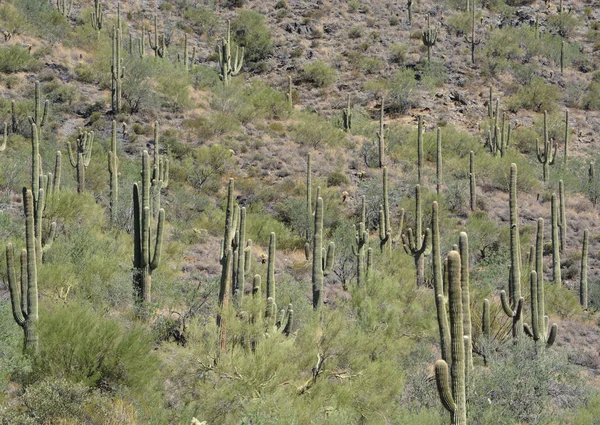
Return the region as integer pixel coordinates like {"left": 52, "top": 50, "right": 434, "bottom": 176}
{"left": 580, "top": 229, "right": 589, "bottom": 309}
{"left": 436, "top": 127, "right": 442, "bottom": 195}
{"left": 560, "top": 40, "right": 564, "bottom": 74}
{"left": 402, "top": 185, "right": 432, "bottom": 287}
{"left": 252, "top": 274, "right": 261, "bottom": 297}
{"left": 417, "top": 115, "right": 423, "bottom": 184}
{"left": 111, "top": 25, "right": 124, "bottom": 113}
{"left": 306, "top": 153, "right": 312, "bottom": 241}
{"left": 422, "top": 14, "right": 438, "bottom": 62}
{"left": 551, "top": 194, "right": 562, "bottom": 286}
{"left": 589, "top": 162, "right": 597, "bottom": 205}
{"left": 342, "top": 93, "right": 352, "bottom": 132}
{"left": 353, "top": 222, "right": 367, "bottom": 286}
{"left": 287, "top": 75, "right": 293, "bottom": 109}
{"left": 432, "top": 201, "right": 451, "bottom": 363}
{"left": 312, "top": 197, "right": 324, "bottom": 309}
{"left": 458, "top": 233, "right": 472, "bottom": 372}
{"left": 482, "top": 299, "right": 490, "bottom": 338}
{"left": 0, "top": 122, "right": 6, "bottom": 152}
{"left": 365, "top": 248, "right": 373, "bottom": 284}
{"left": 559, "top": 180, "right": 566, "bottom": 252}
{"left": 91, "top": 0, "right": 103, "bottom": 31}
{"left": 266, "top": 232, "right": 276, "bottom": 304}
{"left": 536, "top": 111, "right": 557, "bottom": 182}
{"left": 67, "top": 129, "right": 94, "bottom": 194}
{"left": 379, "top": 167, "right": 391, "bottom": 253}
{"left": 469, "top": 151, "right": 475, "bottom": 211}
{"left": 564, "top": 110, "right": 568, "bottom": 166}
{"left": 434, "top": 251, "right": 467, "bottom": 425}
{"left": 218, "top": 20, "right": 244, "bottom": 85}
{"left": 488, "top": 87, "right": 493, "bottom": 118}
{"left": 109, "top": 120, "right": 119, "bottom": 223}
{"left": 377, "top": 96, "right": 385, "bottom": 168}
{"left": 234, "top": 207, "right": 247, "bottom": 304}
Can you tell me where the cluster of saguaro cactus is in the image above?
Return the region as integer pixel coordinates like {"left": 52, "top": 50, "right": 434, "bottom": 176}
{"left": 312, "top": 197, "right": 335, "bottom": 309}
{"left": 342, "top": 94, "right": 352, "bottom": 132}
{"left": 56, "top": 0, "right": 72, "bottom": 17}
{"left": 422, "top": 14, "right": 438, "bottom": 62}
{"left": 7, "top": 188, "right": 39, "bottom": 354}
{"left": 500, "top": 164, "right": 524, "bottom": 339}
{"left": 486, "top": 111, "right": 511, "bottom": 157}
{"left": 91, "top": 0, "right": 103, "bottom": 31}
{"left": 112, "top": 26, "right": 124, "bottom": 113}
{"left": 580, "top": 229, "right": 589, "bottom": 310}
{"left": 108, "top": 120, "right": 119, "bottom": 223}
{"left": 67, "top": 129, "right": 94, "bottom": 194}
{"left": 377, "top": 97, "right": 385, "bottom": 168}
{"left": 464, "top": 2, "right": 480, "bottom": 64}
{"left": 149, "top": 16, "right": 167, "bottom": 58}
{"left": 523, "top": 218, "right": 558, "bottom": 348}
{"left": 536, "top": 111, "right": 557, "bottom": 182}
{"left": 132, "top": 150, "right": 165, "bottom": 306}
{"left": 402, "top": 185, "right": 431, "bottom": 287}
{"left": 434, "top": 250, "right": 468, "bottom": 425}
{"left": 218, "top": 21, "right": 244, "bottom": 86}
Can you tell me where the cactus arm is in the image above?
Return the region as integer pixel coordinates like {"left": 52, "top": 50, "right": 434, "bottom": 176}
{"left": 500, "top": 290, "right": 514, "bottom": 316}
{"left": 0, "top": 122, "right": 6, "bottom": 151}
{"left": 150, "top": 209, "right": 165, "bottom": 270}
{"left": 6, "top": 244, "right": 26, "bottom": 327}
{"left": 482, "top": 298, "right": 490, "bottom": 338}
{"left": 66, "top": 141, "right": 77, "bottom": 168}
{"left": 546, "top": 323, "right": 558, "bottom": 347}
{"left": 435, "top": 359, "right": 456, "bottom": 413}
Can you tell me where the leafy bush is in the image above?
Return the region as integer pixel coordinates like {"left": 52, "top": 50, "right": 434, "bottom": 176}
{"left": 292, "top": 111, "right": 347, "bottom": 148}
{"left": 231, "top": 10, "right": 273, "bottom": 69}
{"left": 0, "top": 45, "right": 41, "bottom": 73}
{"left": 506, "top": 77, "right": 561, "bottom": 113}
{"left": 183, "top": 6, "right": 220, "bottom": 36}
{"left": 301, "top": 61, "right": 337, "bottom": 88}
{"left": 389, "top": 43, "right": 409, "bottom": 65}
{"left": 387, "top": 68, "right": 418, "bottom": 114}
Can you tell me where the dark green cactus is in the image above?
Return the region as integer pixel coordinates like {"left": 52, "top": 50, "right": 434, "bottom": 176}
{"left": 181, "top": 33, "right": 196, "bottom": 71}
{"left": 560, "top": 39, "right": 564, "bottom": 74}
{"left": 464, "top": 2, "right": 480, "bottom": 64}
{"left": 436, "top": 127, "right": 442, "bottom": 195}
{"left": 523, "top": 219, "right": 558, "bottom": 348}
{"left": 111, "top": 26, "right": 124, "bottom": 113}
{"left": 220, "top": 179, "right": 237, "bottom": 307}
{"left": 266, "top": 232, "right": 276, "bottom": 317}
{"left": 365, "top": 248, "right": 373, "bottom": 284}
{"left": 91, "top": 0, "right": 103, "bottom": 31}
{"left": 151, "top": 122, "right": 169, "bottom": 219}
{"left": 379, "top": 167, "right": 391, "bottom": 253}
{"left": 422, "top": 14, "right": 438, "bottom": 62}
{"left": 252, "top": 274, "right": 261, "bottom": 297}
{"left": 469, "top": 151, "right": 476, "bottom": 211}
{"left": 108, "top": 120, "right": 119, "bottom": 223}
{"left": 149, "top": 15, "right": 167, "bottom": 58}
{"left": 482, "top": 298, "right": 490, "bottom": 338}
{"left": 306, "top": 153, "right": 312, "bottom": 241}
{"left": 7, "top": 188, "right": 39, "bottom": 353}
{"left": 67, "top": 129, "right": 94, "bottom": 194}
{"left": 432, "top": 201, "right": 451, "bottom": 363}
{"left": 353, "top": 222, "right": 368, "bottom": 286}
{"left": 377, "top": 96, "right": 385, "bottom": 168}
{"left": 417, "top": 116, "right": 423, "bottom": 184}
{"left": 402, "top": 185, "right": 432, "bottom": 287}
{"left": 551, "top": 193, "right": 562, "bottom": 286}
{"left": 133, "top": 150, "right": 165, "bottom": 305}
{"left": 559, "top": 180, "right": 566, "bottom": 252}
{"left": 312, "top": 197, "right": 334, "bottom": 309}
{"left": 286, "top": 76, "right": 293, "bottom": 109}
{"left": 487, "top": 87, "right": 493, "bottom": 118}
{"left": 407, "top": 0, "right": 412, "bottom": 24}
{"left": 55, "top": 0, "right": 72, "bottom": 18}
{"left": 218, "top": 20, "right": 244, "bottom": 86}
{"left": 434, "top": 250, "right": 467, "bottom": 425}
{"left": 580, "top": 229, "right": 589, "bottom": 310}
{"left": 342, "top": 94, "right": 352, "bottom": 132}
{"left": 501, "top": 163, "right": 524, "bottom": 339}
{"left": 563, "top": 110, "right": 568, "bottom": 166}
{"left": 589, "top": 162, "right": 597, "bottom": 205}
{"left": 536, "top": 111, "right": 557, "bottom": 183}
{"left": 459, "top": 232, "right": 473, "bottom": 372}
{"left": 27, "top": 81, "right": 48, "bottom": 140}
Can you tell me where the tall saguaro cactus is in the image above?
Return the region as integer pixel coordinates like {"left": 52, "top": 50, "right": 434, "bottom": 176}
{"left": 379, "top": 167, "right": 392, "bottom": 253}
{"left": 266, "top": 232, "right": 276, "bottom": 318}
{"left": 469, "top": 151, "right": 476, "bottom": 211}
{"left": 436, "top": 127, "right": 442, "bottom": 194}
{"left": 132, "top": 151, "right": 165, "bottom": 305}
{"left": 563, "top": 110, "right": 569, "bottom": 166}
{"left": 312, "top": 197, "right": 334, "bottom": 309}
{"left": 435, "top": 251, "right": 467, "bottom": 425}
{"left": 149, "top": 15, "right": 166, "bottom": 58}
{"left": 464, "top": 1, "right": 480, "bottom": 64}
{"left": 218, "top": 20, "right": 244, "bottom": 86}
{"left": 377, "top": 96, "right": 385, "bottom": 168}
{"left": 7, "top": 188, "right": 39, "bottom": 353}
{"left": 27, "top": 81, "right": 48, "bottom": 140}
{"left": 111, "top": 26, "right": 124, "bottom": 113}
{"left": 432, "top": 201, "right": 451, "bottom": 363}
{"left": 580, "top": 229, "right": 589, "bottom": 309}
{"left": 559, "top": 180, "right": 566, "bottom": 252}
{"left": 150, "top": 122, "right": 169, "bottom": 219}
{"left": 91, "top": 0, "right": 103, "bottom": 31}
{"left": 353, "top": 221, "right": 368, "bottom": 286}
{"left": 342, "top": 94, "right": 352, "bottom": 132}
{"left": 536, "top": 111, "right": 557, "bottom": 182}
{"left": 402, "top": 185, "right": 431, "bottom": 286}
{"left": 417, "top": 115, "right": 424, "bottom": 184}
{"left": 108, "top": 120, "right": 119, "bottom": 223}
{"left": 67, "top": 129, "right": 94, "bottom": 194}
{"left": 458, "top": 233, "right": 473, "bottom": 372}
{"left": 551, "top": 193, "right": 562, "bottom": 286}
{"left": 422, "top": 14, "right": 438, "bottom": 62}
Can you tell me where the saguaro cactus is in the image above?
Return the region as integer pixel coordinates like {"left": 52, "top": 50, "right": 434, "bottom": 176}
{"left": 422, "top": 14, "right": 438, "bottom": 62}
{"left": 417, "top": 115, "right": 423, "bottom": 184}
{"left": 402, "top": 185, "right": 432, "bottom": 287}
{"left": 91, "top": 0, "right": 103, "bottom": 31}
{"left": 27, "top": 81, "right": 49, "bottom": 139}
{"left": 306, "top": 153, "right": 312, "bottom": 242}
{"left": 563, "top": 110, "right": 569, "bottom": 166}
{"left": 266, "top": 232, "right": 276, "bottom": 318}
{"left": 459, "top": 233, "right": 473, "bottom": 372}
{"left": 111, "top": 26, "right": 124, "bottom": 113}
{"left": 353, "top": 222, "right": 368, "bottom": 286}
{"left": 132, "top": 151, "right": 165, "bottom": 305}
{"left": 218, "top": 20, "right": 244, "bottom": 86}
{"left": 551, "top": 193, "right": 562, "bottom": 286}
{"left": 434, "top": 251, "right": 467, "bottom": 425}
{"left": 523, "top": 219, "right": 558, "bottom": 348}
{"left": 7, "top": 188, "right": 39, "bottom": 353}
{"left": 536, "top": 111, "right": 557, "bottom": 182}
{"left": 432, "top": 201, "right": 451, "bottom": 363}
{"left": 150, "top": 122, "right": 169, "bottom": 219}
{"left": 559, "top": 180, "right": 566, "bottom": 252}
{"left": 312, "top": 197, "right": 334, "bottom": 309}
{"left": 67, "top": 129, "right": 94, "bottom": 194}
{"left": 377, "top": 96, "right": 385, "bottom": 168}
{"left": 436, "top": 127, "right": 442, "bottom": 194}
{"left": 108, "top": 120, "right": 119, "bottom": 223}
{"left": 469, "top": 151, "right": 476, "bottom": 211}
{"left": 342, "top": 94, "right": 352, "bottom": 132}
{"left": 379, "top": 167, "right": 392, "bottom": 253}
{"left": 580, "top": 229, "right": 589, "bottom": 309}
{"left": 464, "top": 2, "right": 480, "bottom": 64}
{"left": 501, "top": 163, "right": 524, "bottom": 338}
{"left": 149, "top": 16, "right": 166, "bottom": 58}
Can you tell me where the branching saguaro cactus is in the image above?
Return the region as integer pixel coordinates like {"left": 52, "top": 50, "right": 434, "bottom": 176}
{"left": 108, "top": 120, "right": 119, "bottom": 223}
{"left": 402, "top": 185, "right": 431, "bottom": 287}
{"left": 379, "top": 167, "right": 392, "bottom": 253}
{"left": 232, "top": 207, "right": 252, "bottom": 305}
{"left": 132, "top": 151, "right": 165, "bottom": 306}
{"left": 149, "top": 16, "right": 167, "bottom": 58}
{"left": 536, "top": 111, "right": 557, "bottom": 183}
{"left": 111, "top": 26, "right": 124, "bottom": 113}
{"left": 352, "top": 221, "right": 368, "bottom": 286}
{"left": 500, "top": 164, "right": 524, "bottom": 339}
{"left": 55, "top": 0, "right": 72, "bottom": 18}
{"left": 181, "top": 33, "right": 196, "bottom": 71}
{"left": 551, "top": 193, "right": 562, "bottom": 286}
{"left": 422, "top": 14, "right": 438, "bottom": 62}
{"left": 7, "top": 188, "right": 39, "bottom": 353}
{"left": 464, "top": 2, "right": 480, "bottom": 64}
{"left": 150, "top": 122, "right": 169, "bottom": 218}
{"left": 218, "top": 20, "right": 244, "bottom": 86}
{"left": 435, "top": 250, "right": 467, "bottom": 425}
{"left": 580, "top": 229, "right": 589, "bottom": 310}
{"left": 67, "top": 129, "right": 94, "bottom": 194}
{"left": 523, "top": 219, "right": 558, "bottom": 348}
{"left": 26, "top": 81, "right": 49, "bottom": 139}
{"left": 342, "top": 94, "right": 352, "bottom": 132}
{"left": 377, "top": 96, "right": 385, "bottom": 168}
{"left": 432, "top": 201, "right": 450, "bottom": 363}
{"left": 469, "top": 151, "right": 476, "bottom": 211}
{"left": 312, "top": 197, "right": 334, "bottom": 309}
{"left": 91, "top": 0, "right": 103, "bottom": 31}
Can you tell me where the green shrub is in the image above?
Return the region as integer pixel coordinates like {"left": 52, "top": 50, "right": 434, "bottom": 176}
{"left": 348, "top": 26, "right": 363, "bottom": 39}
{"left": 0, "top": 45, "right": 41, "bottom": 73}
{"left": 327, "top": 171, "right": 350, "bottom": 187}
{"left": 292, "top": 111, "right": 347, "bottom": 148}
{"left": 183, "top": 6, "right": 220, "bottom": 37}
{"left": 182, "top": 144, "right": 235, "bottom": 193}
{"left": 547, "top": 12, "right": 579, "bottom": 37}
{"left": 389, "top": 43, "right": 409, "bottom": 65}
{"left": 301, "top": 61, "right": 337, "bottom": 88}
{"left": 583, "top": 81, "right": 600, "bottom": 110}
{"left": 387, "top": 68, "right": 418, "bottom": 114}
{"left": 506, "top": 77, "right": 561, "bottom": 113}
{"left": 231, "top": 10, "right": 273, "bottom": 69}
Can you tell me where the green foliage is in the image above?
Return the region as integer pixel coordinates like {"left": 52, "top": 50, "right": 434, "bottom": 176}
{"left": 389, "top": 43, "right": 409, "bottom": 65}
{"left": 183, "top": 6, "right": 220, "bottom": 36}
{"left": 0, "top": 45, "right": 41, "bottom": 73}
{"left": 292, "top": 111, "right": 347, "bottom": 148}
{"left": 301, "top": 61, "right": 337, "bottom": 88}
{"left": 181, "top": 144, "right": 235, "bottom": 193}
{"left": 231, "top": 10, "right": 272, "bottom": 69}
{"left": 385, "top": 68, "right": 418, "bottom": 114}
{"left": 506, "top": 77, "right": 561, "bottom": 113}
{"left": 547, "top": 12, "right": 579, "bottom": 38}
{"left": 14, "top": 0, "right": 69, "bottom": 43}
